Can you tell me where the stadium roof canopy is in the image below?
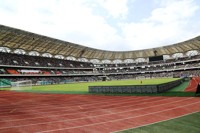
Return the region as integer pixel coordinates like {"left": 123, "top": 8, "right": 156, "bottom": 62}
{"left": 0, "top": 24, "right": 200, "bottom": 63}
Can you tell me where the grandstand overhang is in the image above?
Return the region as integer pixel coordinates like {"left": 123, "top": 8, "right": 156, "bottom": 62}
{"left": 0, "top": 24, "right": 200, "bottom": 63}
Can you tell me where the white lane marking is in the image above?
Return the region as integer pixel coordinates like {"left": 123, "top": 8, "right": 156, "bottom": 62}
{"left": 0, "top": 97, "right": 195, "bottom": 130}
{"left": 0, "top": 97, "right": 169, "bottom": 122}
{"left": 0, "top": 96, "right": 159, "bottom": 119}
{"left": 9, "top": 109, "right": 16, "bottom": 113}
{"left": 36, "top": 100, "right": 200, "bottom": 133}
{"left": 0, "top": 96, "right": 146, "bottom": 114}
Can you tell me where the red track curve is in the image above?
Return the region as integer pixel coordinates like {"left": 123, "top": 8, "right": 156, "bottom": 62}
{"left": 185, "top": 77, "right": 200, "bottom": 92}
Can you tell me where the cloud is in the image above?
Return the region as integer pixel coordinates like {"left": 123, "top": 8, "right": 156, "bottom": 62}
{"left": 0, "top": 0, "right": 200, "bottom": 53}
{"left": 0, "top": 0, "right": 124, "bottom": 50}
{"left": 120, "top": 0, "right": 200, "bottom": 50}
{"left": 149, "top": 0, "right": 199, "bottom": 23}
{"left": 96, "top": 0, "right": 129, "bottom": 19}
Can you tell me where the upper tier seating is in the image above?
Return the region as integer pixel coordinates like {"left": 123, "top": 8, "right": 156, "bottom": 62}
{"left": 0, "top": 52, "right": 94, "bottom": 68}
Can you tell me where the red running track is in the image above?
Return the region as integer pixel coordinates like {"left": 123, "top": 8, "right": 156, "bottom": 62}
{"left": 0, "top": 91, "right": 199, "bottom": 133}
{"left": 185, "top": 77, "right": 200, "bottom": 92}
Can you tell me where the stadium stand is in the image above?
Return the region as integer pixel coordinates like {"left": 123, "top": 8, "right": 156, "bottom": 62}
{"left": 0, "top": 24, "right": 200, "bottom": 86}
{"left": 6, "top": 69, "right": 20, "bottom": 74}
{"left": 0, "top": 79, "right": 11, "bottom": 87}
{"left": 1, "top": 52, "right": 200, "bottom": 84}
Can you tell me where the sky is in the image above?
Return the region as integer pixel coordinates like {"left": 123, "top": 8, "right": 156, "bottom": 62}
{"left": 0, "top": 0, "right": 200, "bottom": 51}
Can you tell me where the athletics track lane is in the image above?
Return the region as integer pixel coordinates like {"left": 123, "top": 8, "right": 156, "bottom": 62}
{"left": 0, "top": 91, "right": 199, "bottom": 133}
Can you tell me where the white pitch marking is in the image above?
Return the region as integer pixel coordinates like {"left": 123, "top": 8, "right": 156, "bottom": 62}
{"left": 0, "top": 95, "right": 144, "bottom": 114}
{"left": 9, "top": 109, "right": 16, "bottom": 113}
{"left": 78, "top": 106, "right": 83, "bottom": 109}
{"left": 0, "top": 96, "right": 155, "bottom": 118}
{"left": 0, "top": 97, "right": 166, "bottom": 122}
{"left": 0, "top": 97, "right": 195, "bottom": 130}
{"left": 36, "top": 101, "right": 200, "bottom": 133}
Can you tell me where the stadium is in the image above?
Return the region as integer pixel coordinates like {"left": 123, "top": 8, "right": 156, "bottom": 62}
{"left": 0, "top": 23, "right": 200, "bottom": 133}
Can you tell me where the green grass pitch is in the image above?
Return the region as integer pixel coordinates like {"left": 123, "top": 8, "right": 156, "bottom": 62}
{"left": 2, "top": 78, "right": 194, "bottom": 96}
{"left": 19, "top": 78, "right": 181, "bottom": 94}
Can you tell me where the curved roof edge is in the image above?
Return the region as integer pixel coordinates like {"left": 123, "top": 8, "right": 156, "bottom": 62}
{"left": 0, "top": 24, "right": 200, "bottom": 60}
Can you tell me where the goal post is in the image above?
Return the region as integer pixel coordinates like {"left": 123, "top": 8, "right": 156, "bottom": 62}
{"left": 11, "top": 80, "right": 32, "bottom": 90}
